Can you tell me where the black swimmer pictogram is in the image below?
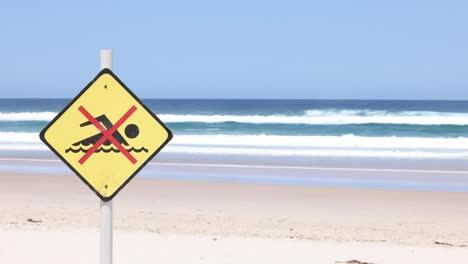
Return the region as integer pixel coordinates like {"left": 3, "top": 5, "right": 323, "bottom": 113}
{"left": 74, "top": 114, "right": 138, "bottom": 146}
{"left": 65, "top": 113, "right": 148, "bottom": 155}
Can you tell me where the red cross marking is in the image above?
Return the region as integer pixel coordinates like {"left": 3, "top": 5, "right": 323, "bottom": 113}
{"left": 77, "top": 105, "right": 138, "bottom": 165}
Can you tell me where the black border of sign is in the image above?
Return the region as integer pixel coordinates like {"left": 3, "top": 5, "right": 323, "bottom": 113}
{"left": 39, "top": 68, "right": 173, "bottom": 202}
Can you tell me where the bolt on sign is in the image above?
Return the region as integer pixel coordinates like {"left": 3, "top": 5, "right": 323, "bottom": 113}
{"left": 40, "top": 69, "right": 172, "bottom": 201}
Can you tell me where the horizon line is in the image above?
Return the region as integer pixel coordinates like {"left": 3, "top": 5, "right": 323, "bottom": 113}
{"left": 1, "top": 98, "right": 468, "bottom": 101}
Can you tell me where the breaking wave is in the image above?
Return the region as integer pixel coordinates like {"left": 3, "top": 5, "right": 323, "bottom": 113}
{"left": 158, "top": 110, "right": 468, "bottom": 125}
{"left": 4, "top": 109, "right": 468, "bottom": 125}
{"left": 1, "top": 132, "right": 468, "bottom": 159}
{"left": 0, "top": 112, "right": 57, "bottom": 121}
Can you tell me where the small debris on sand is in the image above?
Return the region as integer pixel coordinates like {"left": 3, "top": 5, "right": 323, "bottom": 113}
{"left": 335, "top": 260, "right": 375, "bottom": 264}
{"left": 26, "top": 218, "right": 42, "bottom": 223}
{"left": 434, "top": 241, "right": 466, "bottom": 247}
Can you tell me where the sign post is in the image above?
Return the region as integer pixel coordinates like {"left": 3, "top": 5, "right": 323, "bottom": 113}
{"left": 39, "top": 50, "right": 172, "bottom": 263}
{"left": 100, "top": 49, "right": 113, "bottom": 264}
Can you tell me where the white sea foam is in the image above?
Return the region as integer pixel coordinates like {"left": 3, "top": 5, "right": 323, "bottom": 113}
{"left": 0, "top": 132, "right": 42, "bottom": 142}
{"left": 3, "top": 109, "right": 468, "bottom": 125}
{"left": 159, "top": 112, "right": 468, "bottom": 125}
{"left": 171, "top": 134, "right": 468, "bottom": 150}
{"left": 161, "top": 109, "right": 468, "bottom": 125}
{"left": 1, "top": 132, "right": 467, "bottom": 159}
{"left": 0, "top": 112, "right": 57, "bottom": 121}
{"left": 166, "top": 146, "right": 468, "bottom": 159}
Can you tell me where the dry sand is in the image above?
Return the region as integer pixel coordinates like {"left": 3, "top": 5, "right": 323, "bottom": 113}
{"left": 1, "top": 172, "right": 468, "bottom": 263}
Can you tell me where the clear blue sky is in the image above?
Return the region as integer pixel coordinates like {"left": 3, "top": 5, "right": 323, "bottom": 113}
{"left": 0, "top": 1, "right": 467, "bottom": 99}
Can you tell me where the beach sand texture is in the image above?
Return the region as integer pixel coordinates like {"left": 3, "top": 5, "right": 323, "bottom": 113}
{"left": 1, "top": 172, "right": 468, "bottom": 263}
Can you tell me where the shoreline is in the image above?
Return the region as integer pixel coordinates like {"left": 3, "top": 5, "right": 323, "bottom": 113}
{"left": 1, "top": 154, "right": 468, "bottom": 192}
{"left": 3, "top": 157, "right": 468, "bottom": 174}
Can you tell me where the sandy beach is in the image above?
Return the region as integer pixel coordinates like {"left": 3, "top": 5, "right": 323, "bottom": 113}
{"left": 1, "top": 170, "right": 468, "bottom": 263}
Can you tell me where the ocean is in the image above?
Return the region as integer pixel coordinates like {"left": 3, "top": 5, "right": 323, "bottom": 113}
{"left": 1, "top": 99, "right": 468, "bottom": 160}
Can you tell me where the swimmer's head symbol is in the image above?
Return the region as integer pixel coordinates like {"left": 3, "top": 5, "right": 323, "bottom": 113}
{"left": 124, "top": 124, "right": 139, "bottom": 139}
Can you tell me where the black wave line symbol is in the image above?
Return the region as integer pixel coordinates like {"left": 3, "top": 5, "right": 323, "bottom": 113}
{"left": 65, "top": 147, "right": 87, "bottom": 153}
{"left": 125, "top": 147, "right": 148, "bottom": 153}
{"left": 65, "top": 147, "right": 148, "bottom": 153}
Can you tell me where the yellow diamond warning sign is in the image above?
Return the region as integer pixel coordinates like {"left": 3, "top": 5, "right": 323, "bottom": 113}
{"left": 40, "top": 69, "right": 172, "bottom": 201}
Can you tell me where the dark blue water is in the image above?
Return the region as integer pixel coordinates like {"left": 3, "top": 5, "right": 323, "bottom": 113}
{"left": 2, "top": 98, "right": 468, "bottom": 114}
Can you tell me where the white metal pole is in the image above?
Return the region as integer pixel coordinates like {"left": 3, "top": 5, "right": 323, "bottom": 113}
{"left": 100, "top": 49, "right": 113, "bottom": 264}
